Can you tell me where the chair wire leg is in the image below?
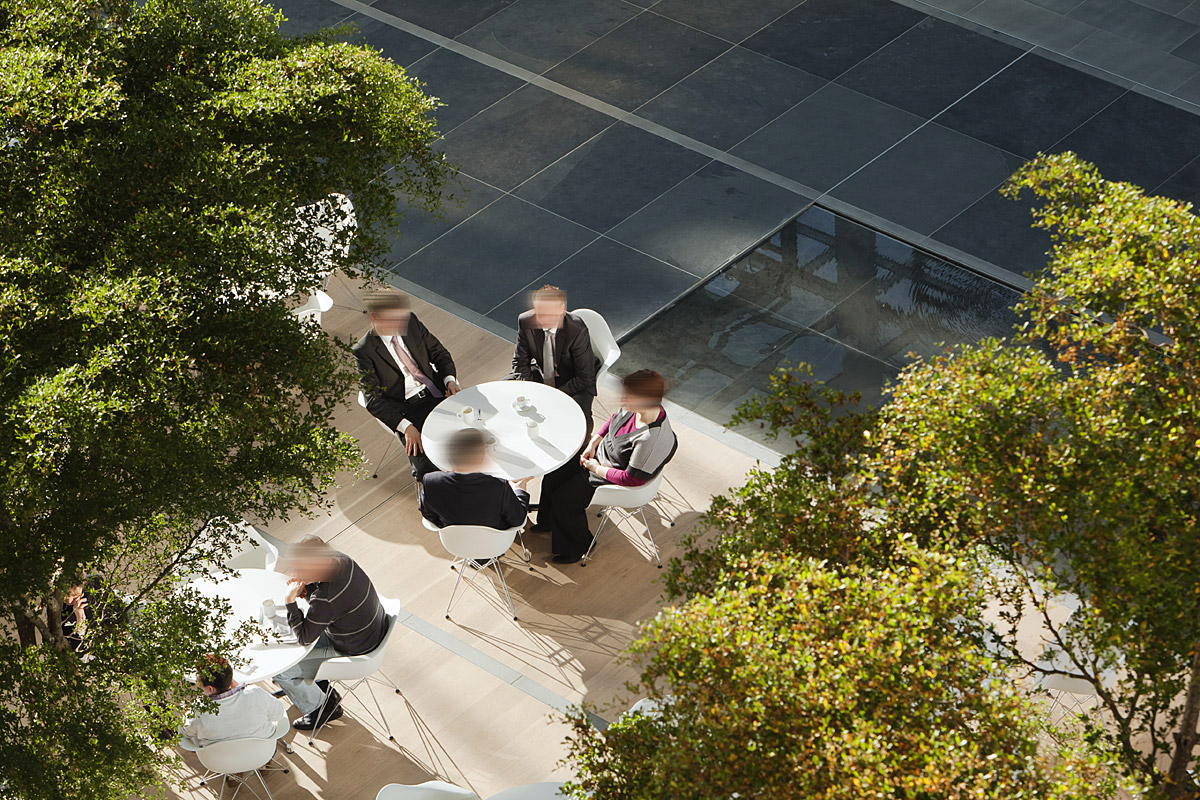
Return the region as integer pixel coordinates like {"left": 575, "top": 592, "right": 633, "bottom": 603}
{"left": 257, "top": 769, "right": 275, "bottom": 800}
{"left": 372, "top": 437, "right": 397, "bottom": 479}
{"left": 638, "top": 506, "right": 662, "bottom": 567}
{"left": 306, "top": 686, "right": 336, "bottom": 745}
{"left": 491, "top": 562, "right": 518, "bottom": 620}
{"left": 445, "top": 562, "right": 467, "bottom": 619}
{"left": 582, "top": 510, "right": 611, "bottom": 565}
{"left": 363, "top": 678, "right": 395, "bottom": 740}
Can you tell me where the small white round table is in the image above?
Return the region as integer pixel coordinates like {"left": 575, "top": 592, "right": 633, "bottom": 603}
{"left": 421, "top": 381, "right": 587, "bottom": 480}
{"left": 189, "top": 568, "right": 315, "bottom": 685}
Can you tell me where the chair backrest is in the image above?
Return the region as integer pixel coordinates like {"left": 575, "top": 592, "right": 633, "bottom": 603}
{"left": 195, "top": 734, "right": 278, "bottom": 775}
{"left": 591, "top": 472, "right": 664, "bottom": 509}
{"left": 223, "top": 524, "right": 280, "bottom": 572}
{"left": 315, "top": 596, "right": 403, "bottom": 683}
{"left": 571, "top": 308, "right": 620, "bottom": 377}
{"left": 439, "top": 525, "right": 520, "bottom": 561}
{"left": 376, "top": 781, "right": 478, "bottom": 800}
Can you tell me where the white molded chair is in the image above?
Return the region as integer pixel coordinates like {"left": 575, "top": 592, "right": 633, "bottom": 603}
{"left": 583, "top": 473, "right": 673, "bottom": 568}
{"left": 486, "top": 783, "right": 566, "bottom": 800}
{"left": 307, "top": 597, "right": 405, "bottom": 745}
{"left": 358, "top": 390, "right": 404, "bottom": 479}
{"left": 572, "top": 308, "right": 620, "bottom": 416}
{"left": 571, "top": 308, "right": 620, "bottom": 386}
{"left": 222, "top": 524, "right": 286, "bottom": 572}
{"left": 291, "top": 289, "right": 334, "bottom": 326}
{"left": 187, "top": 718, "right": 291, "bottom": 800}
{"left": 376, "top": 782, "right": 478, "bottom": 800}
{"left": 439, "top": 525, "right": 524, "bottom": 621}
{"left": 422, "top": 516, "right": 532, "bottom": 569}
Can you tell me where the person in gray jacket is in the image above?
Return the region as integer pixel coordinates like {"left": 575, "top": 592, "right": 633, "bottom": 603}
{"left": 537, "top": 370, "right": 677, "bottom": 564}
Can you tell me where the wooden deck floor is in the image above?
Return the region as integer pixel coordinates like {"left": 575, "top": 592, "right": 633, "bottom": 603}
{"left": 164, "top": 280, "right": 767, "bottom": 800}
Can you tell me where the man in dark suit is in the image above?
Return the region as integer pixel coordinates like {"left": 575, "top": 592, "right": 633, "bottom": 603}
{"left": 512, "top": 285, "right": 600, "bottom": 429}
{"left": 353, "top": 291, "right": 460, "bottom": 480}
{"left": 420, "top": 429, "right": 531, "bottom": 530}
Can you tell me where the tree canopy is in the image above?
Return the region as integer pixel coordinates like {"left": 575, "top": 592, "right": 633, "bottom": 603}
{"left": 0, "top": 0, "right": 452, "bottom": 796}
{"left": 565, "top": 552, "right": 1123, "bottom": 800}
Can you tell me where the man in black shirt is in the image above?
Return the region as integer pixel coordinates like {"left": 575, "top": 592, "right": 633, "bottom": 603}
{"left": 420, "top": 429, "right": 531, "bottom": 530}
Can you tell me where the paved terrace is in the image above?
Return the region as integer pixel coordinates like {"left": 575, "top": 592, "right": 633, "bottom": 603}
{"left": 164, "top": 287, "right": 769, "bottom": 799}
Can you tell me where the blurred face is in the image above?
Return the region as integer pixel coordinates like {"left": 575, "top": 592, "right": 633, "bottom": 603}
{"left": 287, "top": 554, "right": 336, "bottom": 583}
{"left": 532, "top": 297, "right": 565, "bottom": 330}
{"left": 65, "top": 585, "right": 84, "bottom": 605}
{"left": 622, "top": 391, "right": 659, "bottom": 414}
{"left": 371, "top": 309, "right": 410, "bottom": 338}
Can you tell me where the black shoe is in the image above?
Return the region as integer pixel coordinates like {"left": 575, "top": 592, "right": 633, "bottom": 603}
{"left": 529, "top": 523, "right": 550, "bottom": 533}
{"left": 552, "top": 554, "right": 582, "bottom": 565}
{"left": 293, "top": 700, "right": 343, "bottom": 730}
{"left": 271, "top": 689, "right": 286, "bottom": 698}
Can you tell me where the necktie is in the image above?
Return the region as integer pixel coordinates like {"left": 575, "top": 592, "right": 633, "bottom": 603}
{"left": 542, "top": 330, "right": 556, "bottom": 386}
{"left": 392, "top": 336, "right": 443, "bottom": 398}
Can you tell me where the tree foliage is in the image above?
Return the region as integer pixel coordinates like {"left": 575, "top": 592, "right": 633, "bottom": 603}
{"left": 565, "top": 552, "right": 1125, "bottom": 800}
{"left": 0, "top": 0, "right": 452, "bottom": 796}
{"left": 873, "top": 152, "right": 1200, "bottom": 794}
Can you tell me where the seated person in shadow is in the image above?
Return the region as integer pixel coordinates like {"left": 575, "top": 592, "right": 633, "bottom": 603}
{"left": 420, "top": 428, "right": 532, "bottom": 531}
{"left": 62, "top": 573, "right": 125, "bottom": 654}
{"left": 180, "top": 655, "right": 286, "bottom": 747}
{"left": 537, "top": 370, "right": 677, "bottom": 565}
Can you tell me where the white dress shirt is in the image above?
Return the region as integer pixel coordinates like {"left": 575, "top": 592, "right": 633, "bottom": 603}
{"left": 379, "top": 333, "right": 455, "bottom": 433}
{"left": 179, "top": 684, "right": 286, "bottom": 747}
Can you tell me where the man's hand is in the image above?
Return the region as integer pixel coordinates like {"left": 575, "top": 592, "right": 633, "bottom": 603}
{"left": 405, "top": 426, "right": 424, "bottom": 455}
{"left": 72, "top": 595, "right": 89, "bottom": 622}
{"left": 285, "top": 578, "right": 306, "bottom": 604}
{"left": 444, "top": 379, "right": 461, "bottom": 396}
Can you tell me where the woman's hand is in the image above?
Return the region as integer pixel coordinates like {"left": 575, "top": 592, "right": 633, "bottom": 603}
{"left": 581, "top": 457, "right": 605, "bottom": 478}
{"left": 72, "top": 595, "right": 89, "bottom": 622}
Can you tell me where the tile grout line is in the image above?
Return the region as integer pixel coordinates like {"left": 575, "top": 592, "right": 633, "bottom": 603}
{"left": 392, "top": 161, "right": 701, "bottom": 287}
{"left": 904, "top": 0, "right": 1200, "bottom": 112}
{"left": 817, "top": 44, "right": 1032, "bottom": 202}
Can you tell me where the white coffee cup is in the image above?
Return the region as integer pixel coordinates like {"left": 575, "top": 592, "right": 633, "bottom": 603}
{"left": 261, "top": 599, "right": 277, "bottom": 623}
{"left": 513, "top": 395, "right": 530, "bottom": 412}
{"left": 459, "top": 406, "right": 474, "bottom": 423}
{"left": 526, "top": 419, "right": 538, "bottom": 436}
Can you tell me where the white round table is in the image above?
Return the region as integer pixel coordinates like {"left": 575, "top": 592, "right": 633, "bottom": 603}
{"left": 422, "top": 381, "right": 587, "bottom": 480}
{"left": 189, "top": 568, "right": 315, "bottom": 684}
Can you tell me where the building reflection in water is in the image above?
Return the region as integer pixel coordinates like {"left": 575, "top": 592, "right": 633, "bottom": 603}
{"left": 616, "top": 205, "right": 1022, "bottom": 449}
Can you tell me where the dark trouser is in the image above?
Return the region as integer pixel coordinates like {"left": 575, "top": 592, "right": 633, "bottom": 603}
{"left": 404, "top": 396, "right": 441, "bottom": 481}
{"left": 543, "top": 464, "right": 598, "bottom": 559}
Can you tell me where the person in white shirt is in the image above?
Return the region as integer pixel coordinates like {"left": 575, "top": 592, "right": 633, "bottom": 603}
{"left": 179, "top": 656, "right": 286, "bottom": 747}
{"left": 352, "top": 291, "right": 461, "bottom": 479}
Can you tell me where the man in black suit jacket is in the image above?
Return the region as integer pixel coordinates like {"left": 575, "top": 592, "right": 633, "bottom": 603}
{"left": 353, "top": 291, "right": 460, "bottom": 480}
{"left": 420, "top": 429, "right": 531, "bottom": 530}
{"left": 512, "top": 285, "right": 600, "bottom": 428}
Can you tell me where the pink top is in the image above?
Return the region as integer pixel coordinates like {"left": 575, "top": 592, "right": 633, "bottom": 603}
{"left": 596, "top": 409, "right": 666, "bottom": 487}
